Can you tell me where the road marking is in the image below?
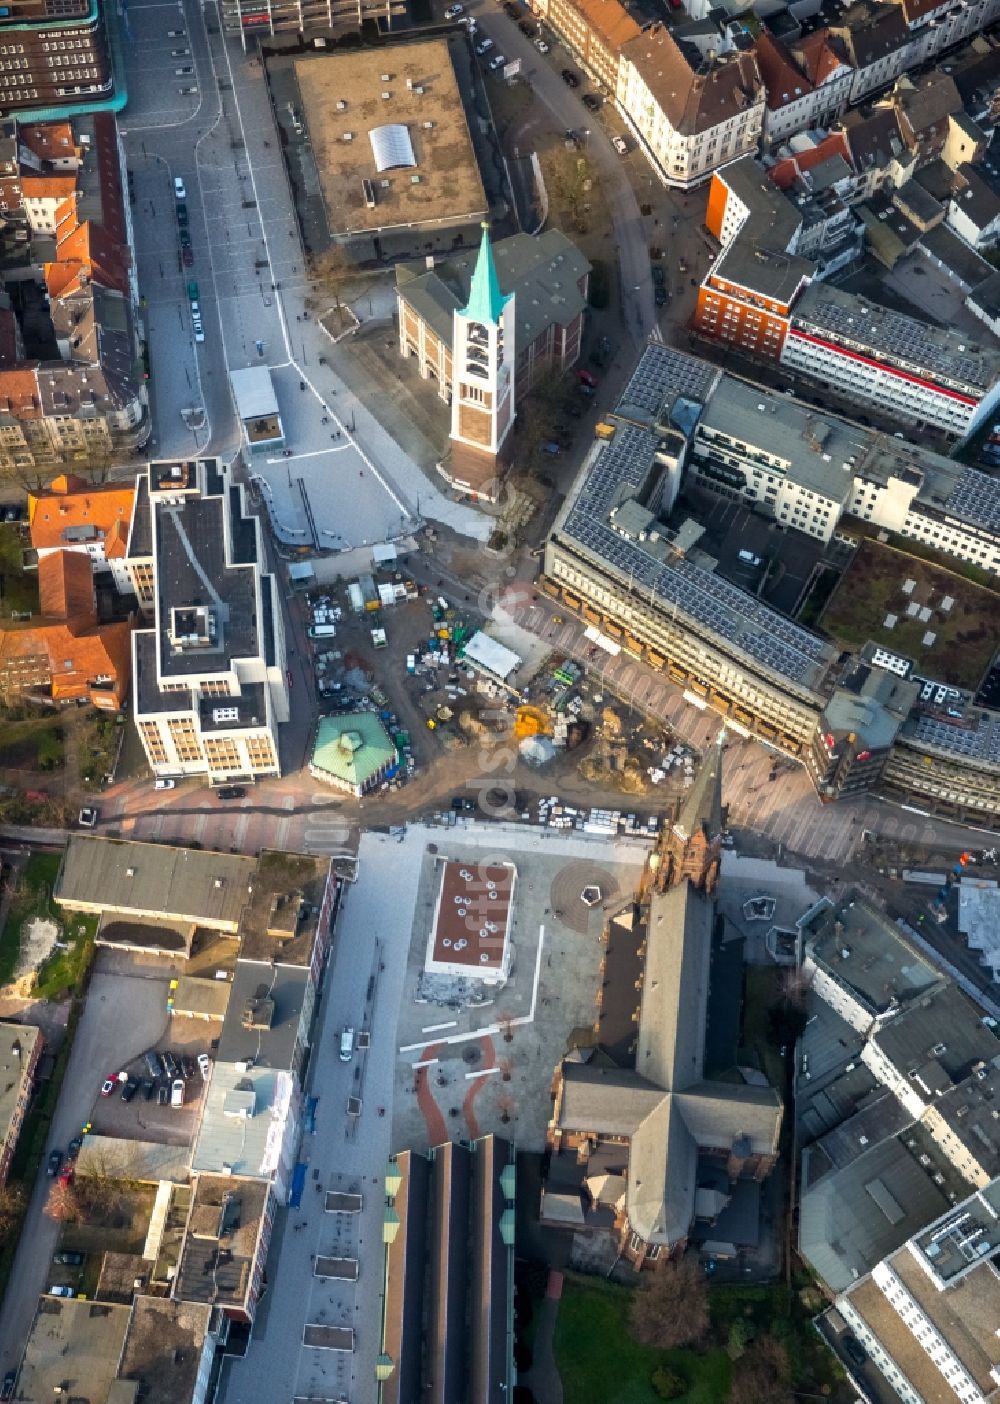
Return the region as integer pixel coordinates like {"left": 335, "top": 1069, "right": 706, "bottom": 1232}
{"left": 465, "top": 1067, "right": 501, "bottom": 1080}
{"left": 411, "top": 1057, "right": 439, "bottom": 1069}
{"left": 421, "top": 1021, "right": 457, "bottom": 1033}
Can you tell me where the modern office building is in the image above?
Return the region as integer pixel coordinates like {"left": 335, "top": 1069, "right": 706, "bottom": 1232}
{"left": 131, "top": 458, "right": 288, "bottom": 786}
{"left": 781, "top": 282, "right": 1000, "bottom": 439}
{"left": 220, "top": 0, "right": 400, "bottom": 45}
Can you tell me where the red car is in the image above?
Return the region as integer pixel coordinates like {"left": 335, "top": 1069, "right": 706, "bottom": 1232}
{"left": 182, "top": 246, "right": 194, "bottom": 267}
{"left": 577, "top": 368, "right": 598, "bottom": 389}
{"left": 57, "top": 1162, "right": 74, "bottom": 1187}
{"left": 100, "top": 1077, "right": 116, "bottom": 1097}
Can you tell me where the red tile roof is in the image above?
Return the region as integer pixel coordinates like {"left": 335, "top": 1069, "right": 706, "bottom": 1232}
{"left": 768, "top": 132, "right": 853, "bottom": 188}
{"left": 38, "top": 549, "right": 96, "bottom": 624}
{"left": 29, "top": 479, "right": 135, "bottom": 551}
{"left": 755, "top": 31, "right": 811, "bottom": 111}
{"left": 0, "top": 368, "right": 41, "bottom": 418}
{"left": 794, "top": 30, "right": 845, "bottom": 85}
{"left": 20, "top": 175, "right": 77, "bottom": 199}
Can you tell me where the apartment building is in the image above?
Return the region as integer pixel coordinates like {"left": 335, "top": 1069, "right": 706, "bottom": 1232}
{"left": 28, "top": 469, "right": 133, "bottom": 571}
{"left": 0, "top": 1020, "right": 42, "bottom": 1187}
{"left": 755, "top": 29, "right": 854, "bottom": 147}
{"left": 0, "top": 113, "right": 146, "bottom": 476}
{"left": 807, "top": 655, "right": 921, "bottom": 800}
{"left": 830, "top": 1, "right": 913, "bottom": 102}
{"left": 0, "top": 0, "right": 112, "bottom": 116}
{"left": 529, "top": 0, "right": 638, "bottom": 91}
{"left": 883, "top": 707, "right": 1000, "bottom": 820}
{"left": 618, "top": 26, "right": 765, "bottom": 189}
{"left": 781, "top": 282, "right": 1000, "bottom": 438}
{"left": 131, "top": 458, "right": 288, "bottom": 786}
{"left": 0, "top": 548, "right": 131, "bottom": 706}
{"left": 837, "top": 1180, "right": 1000, "bottom": 1404}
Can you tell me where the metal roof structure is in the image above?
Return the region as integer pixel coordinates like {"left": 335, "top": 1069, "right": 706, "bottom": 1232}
{"left": 229, "top": 365, "right": 280, "bottom": 422}
{"left": 460, "top": 222, "right": 513, "bottom": 327}
{"left": 462, "top": 630, "right": 520, "bottom": 682}
{"left": 369, "top": 123, "right": 416, "bottom": 173}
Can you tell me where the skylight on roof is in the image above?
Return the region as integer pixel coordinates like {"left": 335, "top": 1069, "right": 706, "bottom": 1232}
{"left": 369, "top": 124, "right": 416, "bottom": 173}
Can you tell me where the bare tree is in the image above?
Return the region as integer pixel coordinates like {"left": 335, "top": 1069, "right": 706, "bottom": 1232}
{"left": 308, "top": 244, "right": 370, "bottom": 317}
{"left": 0, "top": 1182, "right": 25, "bottom": 1247}
{"left": 727, "top": 1335, "right": 793, "bottom": 1404}
{"left": 44, "top": 1179, "right": 83, "bottom": 1223}
{"left": 628, "top": 1255, "right": 710, "bottom": 1351}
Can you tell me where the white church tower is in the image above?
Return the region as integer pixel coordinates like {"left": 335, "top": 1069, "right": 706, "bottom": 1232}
{"left": 449, "top": 222, "right": 516, "bottom": 463}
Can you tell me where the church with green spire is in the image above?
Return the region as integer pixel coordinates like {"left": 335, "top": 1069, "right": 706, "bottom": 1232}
{"left": 395, "top": 224, "right": 591, "bottom": 501}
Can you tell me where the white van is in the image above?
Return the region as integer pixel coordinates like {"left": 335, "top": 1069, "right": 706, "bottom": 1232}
{"left": 339, "top": 1027, "right": 355, "bottom": 1062}
{"left": 170, "top": 1078, "right": 185, "bottom": 1107}
{"left": 737, "top": 549, "right": 762, "bottom": 567}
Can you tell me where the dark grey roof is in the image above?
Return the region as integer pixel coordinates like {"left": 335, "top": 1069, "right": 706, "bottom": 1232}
{"left": 134, "top": 629, "right": 184, "bottom": 717}
{"left": 127, "top": 472, "right": 152, "bottom": 558}
{"left": 711, "top": 242, "right": 813, "bottom": 303}
{"left": 830, "top": 1, "right": 908, "bottom": 67}
{"left": 803, "top": 895, "right": 939, "bottom": 1018}
{"left": 428, "top": 1140, "right": 470, "bottom": 1404}
{"left": 715, "top": 154, "right": 802, "bottom": 249}
{"left": 894, "top": 178, "right": 944, "bottom": 225}
{"left": 952, "top": 162, "right": 1000, "bottom": 230}
{"left": 968, "top": 270, "right": 1000, "bottom": 319}
{"left": 799, "top": 1134, "right": 951, "bottom": 1291}
{"left": 470, "top": 1136, "right": 513, "bottom": 1404}
{"left": 869, "top": 983, "right": 1000, "bottom": 1087}
{"left": 638, "top": 881, "right": 715, "bottom": 1091}
{"left": 920, "top": 221, "right": 994, "bottom": 289}
{"left": 381, "top": 1150, "right": 429, "bottom": 1404}
{"left": 216, "top": 959, "right": 310, "bottom": 1069}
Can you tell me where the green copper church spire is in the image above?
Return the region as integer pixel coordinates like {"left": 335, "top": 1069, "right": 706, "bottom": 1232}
{"left": 460, "top": 222, "right": 512, "bottom": 325}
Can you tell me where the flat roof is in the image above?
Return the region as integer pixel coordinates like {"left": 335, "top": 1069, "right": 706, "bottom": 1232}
{"left": 191, "top": 1060, "right": 292, "bottom": 1180}
{"left": 229, "top": 365, "right": 279, "bottom": 422}
{"left": 118, "top": 1297, "right": 214, "bottom": 1404}
{"left": 236, "top": 849, "right": 332, "bottom": 966}
{"left": 911, "top": 1179, "right": 1000, "bottom": 1285}
{"left": 427, "top": 859, "right": 515, "bottom": 972}
{"left": 173, "top": 1174, "right": 269, "bottom": 1309}
{"left": 77, "top": 1134, "right": 191, "bottom": 1184}
{"left": 790, "top": 281, "right": 1000, "bottom": 394}
{"left": 18, "top": 1297, "right": 131, "bottom": 1404}
{"left": 555, "top": 346, "right": 838, "bottom": 692}
{"left": 802, "top": 896, "right": 940, "bottom": 1016}
{"left": 56, "top": 836, "right": 255, "bottom": 929}
{"left": 696, "top": 376, "right": 868, "bottom": 503}
{"left": 0, "top": 1020, "right": 42, "bottom": 1146}
{"left": 294, "top": 38, "right": 487, "bottom": 237}
{"left": 216, "top": 959, "right": 310, "bottom": 1069}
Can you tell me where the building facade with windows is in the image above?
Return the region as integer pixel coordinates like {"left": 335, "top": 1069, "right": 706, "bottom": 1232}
{"left": 0, "top": 1020, "right": 43, "bottom": 1187}
{"left": 132, "top": 458, "right": 288, "bottom": 785}
{"left": 0, "top": 0, "right": 112, "bottom": 116}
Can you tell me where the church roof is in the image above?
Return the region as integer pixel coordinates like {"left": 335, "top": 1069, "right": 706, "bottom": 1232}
{"left": 460, "top": 223, "right": 512, "bottom": 325}
{"left": 672, "top": 734, "right": 724, "bottom": 843}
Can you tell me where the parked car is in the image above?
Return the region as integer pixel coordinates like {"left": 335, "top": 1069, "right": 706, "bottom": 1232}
{"left": 48, "top": 1286, "right": 75, "bottom": 1298}
{"left": 180, "top": 1055, "right": 195, "bottom": 1081}
{"left": 161, "top": 1050, "right": 179, "bottom": 1079}
{"left": 173, "top": 176, "right": 186, "bottom": 200}
{"left": 78, "top": 807, "right": 97, "bottom": 828}
{"left": 197, "top": 1052, "right": 212, "bottom": 1078}
{"left": 582, "top": 92, "right": 601, "bottom": 111}
{"left": 53, "top": 1251, "right": 84, "bottom": 1267}
{"left": 216, "top": 786, "right": 245, "bottom": 800}
{"left": 1, "top": 1370, "right": 15, "bottom": 1401}
{"left": 340, "top": 1027, "right": 355, "bottom": 1062}
{"left": 842, "top": 1334, "right": 868, "bottom": 1368}
{"left": 193, "top": 317, "right": 205, "bottom": 344}
{"left": 67, "top": 1137, "right": 82, "bottom": 1159}
{"left": 655, "top": 287, "right": 667, "bottom": 307}
{"left": 47, "top": 1150, "right": 62, "bottom": 1177}
{"left": 577, "top": 368, "right": 598, "bottom": 388}
{"left": 561, "top": 68, "right": 579, "bottom": 86}
{"left": 57, "top": 1162, "right": 74, "bottom": 1187}
{"left": 176, "top": 202, "right": 188, "bottom": 224}
{"left": 612, "top": 135, "right": 628, "bottom": 155}
{"left": 652, "top": 264, "right": 665, "bottom": 286}
{"left": 170, "top": 1078, "right": 185, "bottom": 1108}
{"left": 182, "top": 247, "right": 194, "bottom": 267}
{"left": 475, "top": 36, "right": 493, "bottom": 54}
{"left": 154, "top": 779, "right": 175, "bottom": 791}
{"left": 100, "top": 1077, "right": 116, "bottom": 1097}
{"left": 488, "top": 52, "right": 506, "bottom": 70}
{"left": 157, "top": 1085, "right": 169, "bottom": 1106}
{"left": 534, "top": 36, "right": 549, "bottom": 52}
{"left": 120, "top": 1078, "right": 139, "bottom": 1103}
{"left": 444, "top": 2, "right": 463, "bottom": 14}
{"left": 144, "top": 1049, "right": 164, "bottom": 1078}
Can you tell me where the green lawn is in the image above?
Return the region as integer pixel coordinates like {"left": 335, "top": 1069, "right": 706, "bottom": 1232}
{"left": 0, "top": 713, "right": 64, "bottom": 770}
{"left": 0, "top": 851, "right": 96, "bottom": 997}
{"left": 553, "top": 1274, "right": 731, "bottom": 1404}
{"left": 0, "top": 523, "right": 38, "bottom": 618}
{"left": 552, "top": 1274, "right": 845, "bottom": 1404}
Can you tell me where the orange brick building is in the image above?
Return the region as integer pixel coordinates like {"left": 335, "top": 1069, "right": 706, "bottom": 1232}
{"left": 694, "top": 159, "right": 813, "bottom": 357}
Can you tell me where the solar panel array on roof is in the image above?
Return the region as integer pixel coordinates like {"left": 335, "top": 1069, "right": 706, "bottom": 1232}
{"left": 563, "top": 462, "right": 831, "bottom": 688}
{"left": 795, "top": 290, "right": 998, "bottom": 391}
{"left": 618, "top": 343, "right": 718, "bottom": 417}
{"left": 911, "top": 711, "right": 1000, "bottom": 762}
{"left": 945, "top": 468, "right": 1000, "bottom": 534}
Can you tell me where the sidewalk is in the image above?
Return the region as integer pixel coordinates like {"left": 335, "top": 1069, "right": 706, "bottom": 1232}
{"left": 524, "top": 1270, "right": 565, "bottom": 1404}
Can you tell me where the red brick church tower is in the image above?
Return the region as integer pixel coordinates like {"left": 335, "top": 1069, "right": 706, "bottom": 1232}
{"left": 660, "top": 733, "right": 725, "bottom": 895}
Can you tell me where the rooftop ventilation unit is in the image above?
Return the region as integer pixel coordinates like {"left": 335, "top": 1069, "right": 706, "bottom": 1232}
{"left": 422, "top": 121, "right": 434, "bottom": 128}
{"left": 336, "top": 99, "right": 347, "bottom": 110}
{"left": 382, "top": 91, "right": 391, "bottom": 100}
{"left": 342, "top": 132, "right": 353, "bottom": 142}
